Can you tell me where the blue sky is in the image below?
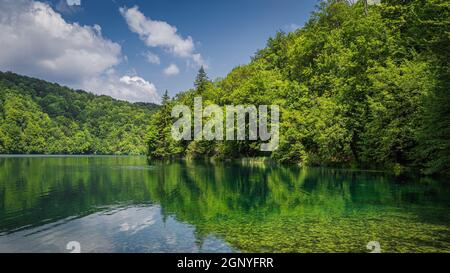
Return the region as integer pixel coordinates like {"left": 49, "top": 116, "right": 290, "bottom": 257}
{"left": 0, "top": 0, "right": 318, "bottom": 103}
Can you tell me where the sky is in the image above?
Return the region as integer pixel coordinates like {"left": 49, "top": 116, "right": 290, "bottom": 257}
{"left": 0, "top": 0, "right": 318, "bottom": 104}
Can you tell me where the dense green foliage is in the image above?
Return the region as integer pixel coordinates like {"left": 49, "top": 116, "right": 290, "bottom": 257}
{"left": 0, "top": 72, "right": 159, "bottom": 155}
{"left": 148, "top": 0, "right": 449, "bottom": 176}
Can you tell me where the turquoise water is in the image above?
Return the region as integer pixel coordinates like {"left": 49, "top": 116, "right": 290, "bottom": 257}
{"left": 0, "top": 156, "right": 449, "bottom": 253}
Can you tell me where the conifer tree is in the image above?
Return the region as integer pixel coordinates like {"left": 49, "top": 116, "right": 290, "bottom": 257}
{"left": 194, "top": 66, "right": 210, "bottom": 94}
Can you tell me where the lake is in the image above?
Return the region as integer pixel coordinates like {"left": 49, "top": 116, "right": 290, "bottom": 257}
{"left": 0, "top": 156, "right": 449, "bottom": 253}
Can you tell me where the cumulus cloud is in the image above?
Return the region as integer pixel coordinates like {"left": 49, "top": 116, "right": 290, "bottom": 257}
{"left": 0, "top": 0, "right": 119, "bottom": 83}
{"left": 55, "top": 0, "right": 81, "bottom": 14}
{"left": 0, "top": 0, "right": 159, "bottom": 103}
{"left": 66, "top": 0, "right": 81, "bottom": 6}
{"left": 163, "top": 64, "right": 180, "bottom": 76}
{"left": 120, "top": 6, "right": 207, "bottom": 67}
{"left": 83, "top": 72, "right": 160, "bottom": 103}
{"left": 145, "top": 51, "right": 161, "bottom": 65}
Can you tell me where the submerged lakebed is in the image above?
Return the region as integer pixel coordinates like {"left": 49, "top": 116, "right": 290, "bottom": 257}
{"left": 0, "top": 156, "right": 449, "bottom": 253}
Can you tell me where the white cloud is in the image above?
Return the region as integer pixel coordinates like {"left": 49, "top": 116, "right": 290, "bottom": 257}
{"left": 145, "top": 51, "right": 160, "bottom": 65}
{"left": 66, "top": 0, "right": 81, "bottom": 6}
{"left": 192, "top": 54, "right": 205, "bottom": 66}
{"left": 55, "top": 0, "right": 81, "bottom": 14}
{"left": 120, "top": 6, "right": 207, "bottom": 67}
{"left": 0, "top": 0, "right": 159, "bottom": 103}
{"left": 0, "top": 0, "right": 119, "bottom": 84}
{"left": 163, "top": 64, "right": 180, "bottom": 76}
{"left": 83, "top": 72, "right": 160, "bottom": 103}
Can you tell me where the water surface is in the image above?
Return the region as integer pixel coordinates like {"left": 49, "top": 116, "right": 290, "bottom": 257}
{"left": 0, "top": 156, "right": 449, "bottom": 253}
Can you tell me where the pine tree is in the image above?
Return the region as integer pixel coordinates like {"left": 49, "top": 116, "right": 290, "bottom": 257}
{"left": 162, "top": 90, "right": 170, "bottom": 106}
{"left": 194, "top": 66, "right": 210, "bottom": 94}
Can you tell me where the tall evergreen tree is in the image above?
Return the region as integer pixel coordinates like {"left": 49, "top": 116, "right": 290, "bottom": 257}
{"left": 194, "top": 66, "right": 210, "bottom": 94}
{"left": 161, "top": 90, "right": 170, "bottom": 106}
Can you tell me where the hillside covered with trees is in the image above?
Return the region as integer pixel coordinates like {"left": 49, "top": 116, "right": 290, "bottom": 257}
{"left": 0, "top": 72, "right": 159, "bottom": 155}
{"left": 148, "top": 0, "right": 449, "bottom": 176}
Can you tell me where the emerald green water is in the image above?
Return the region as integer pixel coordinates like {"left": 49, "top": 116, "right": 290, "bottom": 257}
{"left": 0, "top": 156, "right": 449, "bottom": 253}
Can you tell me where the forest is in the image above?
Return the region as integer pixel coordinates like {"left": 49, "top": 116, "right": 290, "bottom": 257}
{"left": 0, "top": 71, "right": 159, "bottom": 155}
{"left": 147, "top": 0, "right": 449, "bottom": 176}
{"left": 0, "top": 0, "right": 448, "bottom": 176}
